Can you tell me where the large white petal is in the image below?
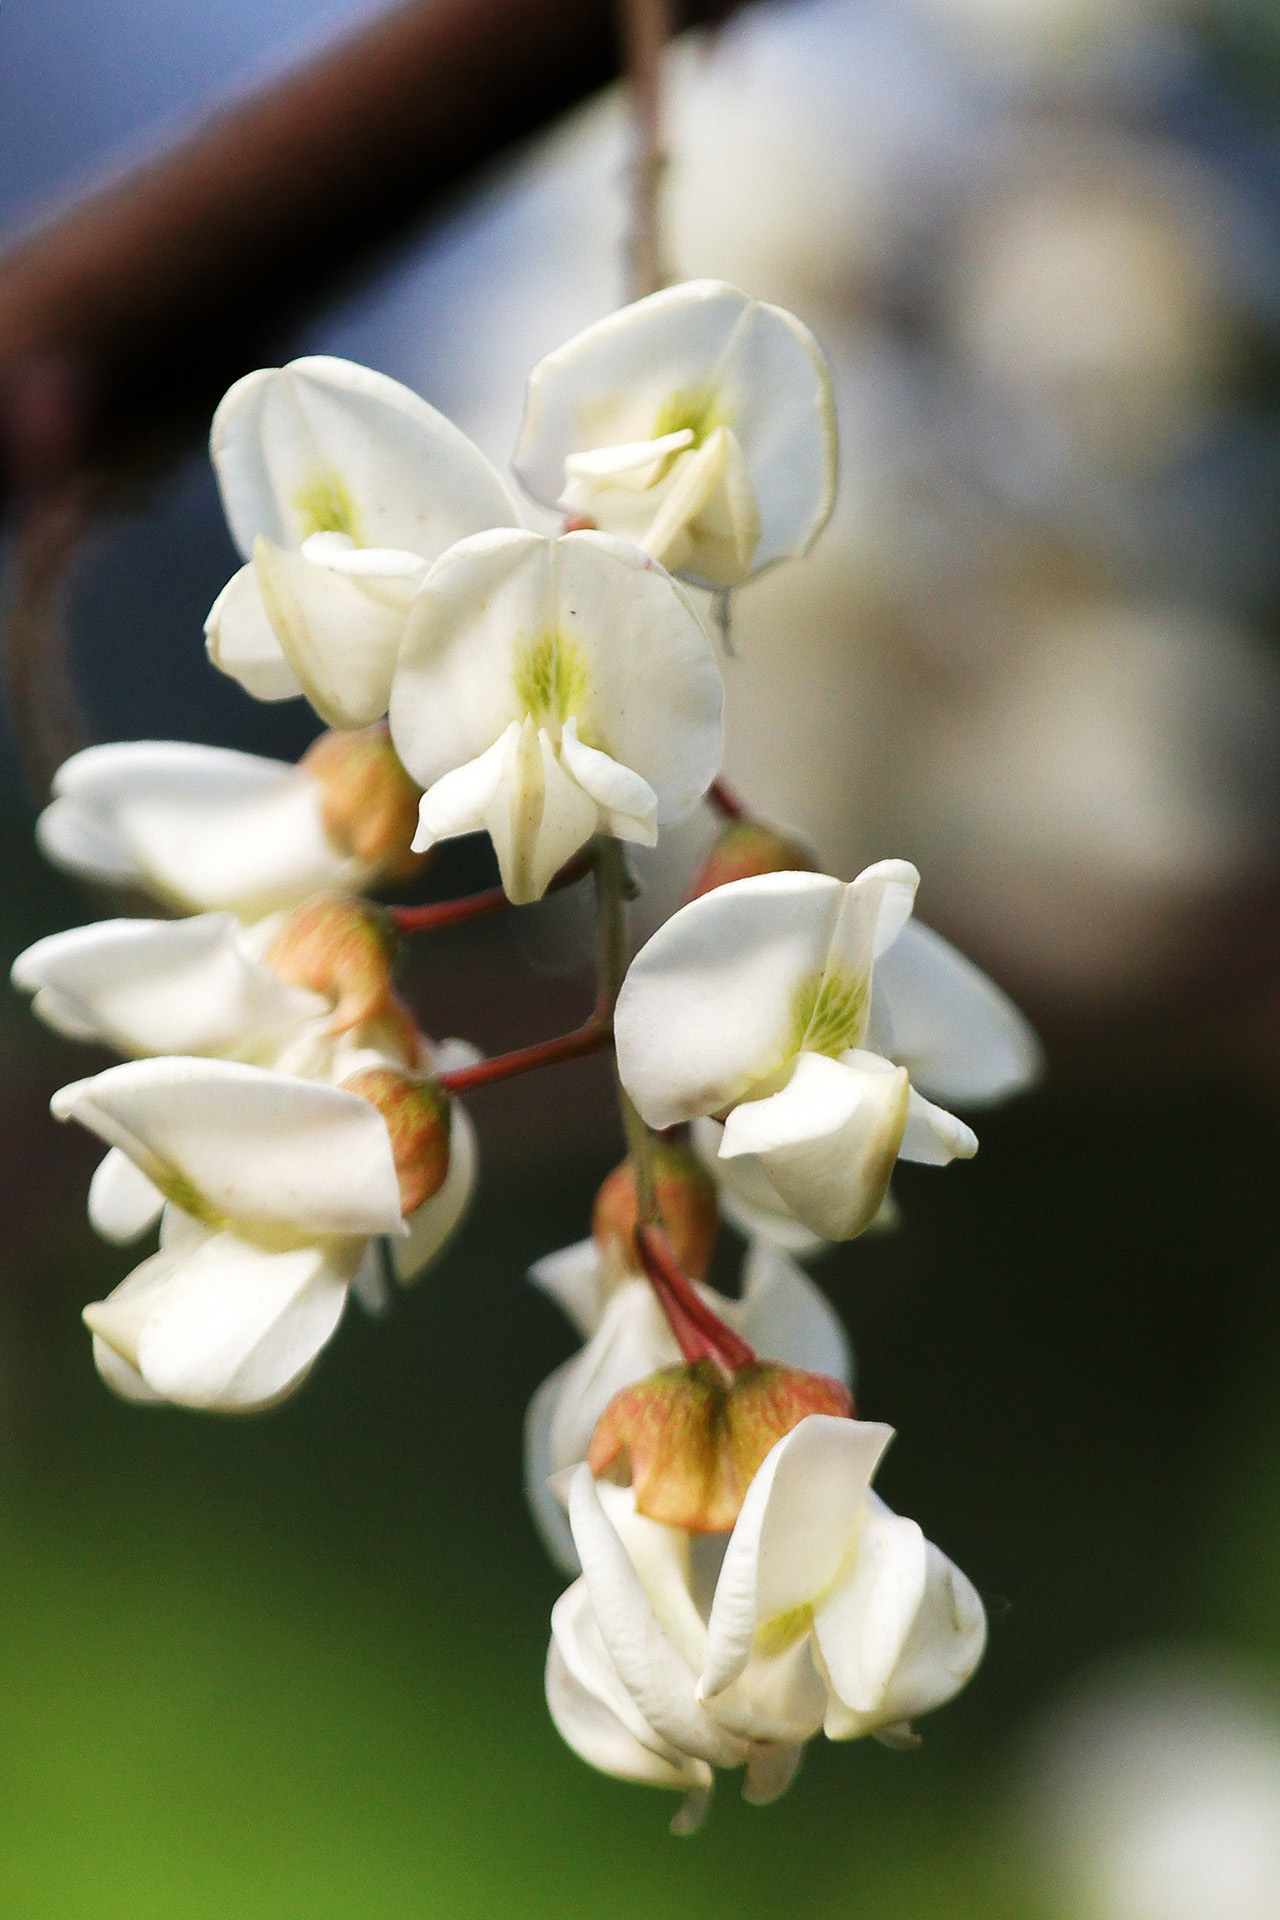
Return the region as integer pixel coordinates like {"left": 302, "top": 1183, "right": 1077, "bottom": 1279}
{"left": 251, "top": 538, "right": 407, "bottom": 729}
{"left": 702, "top": 1634, "right": 828, "bottom": 1747}
{"left": 484, "top": 719, "right": 598, "bottom": 907}
{"left": 52, "top": 1057, "right": 404, "bottom": 1237}
{"left": 720, "top": 1051, "right": 909, "bottom": 1243}
{"left": 88, "top": 1148, "right": 165, "bottom": 1244}
{"left": 691, "top": 1117, "right": 828, "bottom": 1257}
{"left": 734, "top": 1238, "right": 851, "bottom": 1384}
{"left": 515, "top": 281, "right": 760, "bottom": 505}
{"left": 211, "top": 355, "right": 519, "bottom": 561}
{"left": 548, "top": 1582, "right": 712, "bottom": 1790}
{"left": 615, "top": 871, "right": 846, "bottom": 1129}
{"left": 812, "top": 1501, "right": 928, "bottom": 1718}
{"left": 898, "top": 1087, "right": 979, "bottom": 1167}
{"left": 391, "top": 1102, "right": 476, "bottom": 1283}
{"left": 825, "top": 860, "right": 920, "bottom": 982}
{"left": 12, "top": 914, "right": 323, "bottom": 1060}
{"left": 204, "top": 563, "right": 304, "bottom": 703}
{"left": 702, "top": 1415, "right": 893, "bottom": 1699}
{"left": 569, "top": 1466, "right": 746, "bottom": 1769}
{"left": 822, "top": 1515, "right": 987, "bottom": 1739}
{"left": 92, "top": 1336, "right": 166, "bottom": 1405}
{"left": 133, "top": 1230, "right": 354, "bottom": 1411}
{"left": 559, "top": 718, "right": 657, "bottom": 841}
{"left": 872, "top": 919, "right": 1043, "bottom": 1108}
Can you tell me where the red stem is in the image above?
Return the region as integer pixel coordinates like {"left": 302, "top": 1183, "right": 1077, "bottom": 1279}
{"left": 389, "top": 847, "right": 594, "bottom": 934}
{"left": 437, "top": 1018, "right": 610, "bottom": 1094}
{"left": 708, "top": 776, "right": 746, "bottom": 821}
{"left": 636, "top": 1222, "right": 757, "bottom": 1378}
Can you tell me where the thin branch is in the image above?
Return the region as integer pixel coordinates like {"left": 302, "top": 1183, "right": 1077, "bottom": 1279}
{"left": 389, "top": 847, "right": 594, "bottom": 934}
{"left": 617, "top": 0, "right": 674, "bottom": 302}
{"left": 637, "top": 1222, "right": 757, "bottom": 1379}
{"left": 707, "top": 775, "right": 746, "bottom": 821}
{"left": 437, "top": 1018, "right": 610, "bottom": 1095}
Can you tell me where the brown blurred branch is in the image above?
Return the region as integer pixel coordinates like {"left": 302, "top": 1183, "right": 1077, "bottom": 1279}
{"left": 0, "top": 0, "right": 738, "bottom": 512}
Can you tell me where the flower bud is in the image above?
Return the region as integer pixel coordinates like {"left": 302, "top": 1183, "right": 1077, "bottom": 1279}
{"left": 342, "top": 1067, "right": 451, "bottom": 1216}
{"left": 263, "top": 892, "right": 419, "bottom": 1062}
{"left": 301, "top": 723, "right": 427, "bottom": 882}
{"left": 589, "top": 1360, "right": 854, "bottom": 1532}
{"left": 687, "top": 819, "right": 819, "bottom": 900}
{"left": 592, "top": 1140, "right": 717, "bottom": 1282}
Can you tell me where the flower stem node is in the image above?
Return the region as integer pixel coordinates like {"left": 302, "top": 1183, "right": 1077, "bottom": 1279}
{"left": 341, "top": 1067, "right": 451, "bottom": 1216}
{"left": 687, "top": 821, "right": 820, "bottom": 901}
{"left": 591, "top": 1139, "right": 718, "bottom": 1283}
{"left": 300, "top": 723, "right": 426, "bottom": 882}
{"left": 263, "top": 892, "right": 417, "bottom": 1061}
{"left": 588, "top": 1360, "right": 853, "bottom": 1532}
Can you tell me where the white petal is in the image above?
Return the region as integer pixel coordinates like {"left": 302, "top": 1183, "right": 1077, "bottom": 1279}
{"left": 412, "top": 725, "right": 513, "bottom": 851}
{"left": 559, "top": 718, "right": 657, "bottom": 841}
{"left": 822, "top": 1516, "right": 987, "bottom": 1739}
{"left": 391, "top": 1102, "right": 476, "bottom": 1283}
{"left": 134, "top": 1230, "right": 354, "bottom": 1411}
{"left": 615, "top": 871, "right": 846, "bottom": 1129}
{"left": 12, "top": 914, "right": 323, "bottom": 1060}
{"left": 898, "top": 1087, "right": 979, "bottom": 1166}
{"left": 640, "top": 427, "right": 762, "bottom": 587}
{"left": 38, "top": 741, "right": 363, "bottom": 915}
{"left": 720, "top": 1052, "right": 909, "bottom": 1243}
{"left": 691, "top": 1117, "right": 828, "bottom": 1258}
{"left": 349, "top": 1241, "right": 391, "bottom": 1317}
{"left": 742, "top": 1742, "right": 805, "bottom": 1806}
{"left": 827, "top": 860, "right": 920, "bottom": 978}
{"left": 204, "top": 563, "right": 303, "bottom": 703}
{"left": 211, "top": 355, "right": 519, "bottom": 561}
{"left": 525, "top": 1362, "right": 582, "bottom": 1575}
{"left": 734, "top": 1238, "right": 851, "bottom": 1383}
{"left": 703, "top": 1415, "right": 893, "bottom": 1699}
{"left": 91, "top": 1336, "right": 165, "bottom": 1404}
{"left": 88, "top": 1148, "right": 165, "bottom": 1244}
{"left": 569, "top": 1466, "right": 746, "bottom": 1769}
{"left": 478, "top": 718, "right": 598, "bottom": 907}
{"left": 528, "top": 1237, "right": 608, "bottom": 1341}
{"left": 563, "top": 429, "right": 694, "bottom": 483}
{"left": 872, "top": 919, "right": 1043, "bottom": 1107}
{"left": 701, "top": 1634, "right": 829, "bottom": 1747}
{"left": 548, "top": 1581, "right": 711, "bottom": 1790}
{"left": 812, "top": 1502, "right": 928, "bottom": 1717}
{"left": 52, "top": 1057, "right": 404, "bottom": 1237}
{"left": 546, "top": 1281, "right": 681, "bottom": 1486}
{"left": 252, "top": 537, "right": 406, "bottom": 729}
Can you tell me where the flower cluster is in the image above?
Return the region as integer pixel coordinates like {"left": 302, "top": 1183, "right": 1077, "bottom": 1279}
{"left": 16, "top": 279, "right": 1040, "bottom": 1825}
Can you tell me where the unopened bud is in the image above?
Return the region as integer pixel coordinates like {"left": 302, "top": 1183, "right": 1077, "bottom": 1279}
{"left": 589, "top": 1361, "right": 853, "bottom": 1532}
{"left": 343, "top": 1067, "right": 451, "bottom": 1216}
{"left": 592, "top": 1140, "right": 717, "bottom": 1281}
{"left": 302, "top": 723, "right": 427, "bottom": 881}
{"left": 687, "top": 819, "right": 819, "bottom": 901}
{"left": 263, "top": 892, "right": 419, "bottom": 1062}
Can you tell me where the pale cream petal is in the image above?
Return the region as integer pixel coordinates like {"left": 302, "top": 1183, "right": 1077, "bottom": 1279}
{"left": 898, "top": 1087, "right": 979, "bottom": 1166}
{"left": 204, "top": 563, "right": 303, "bottom": 703}
{"left": 87, "top": 1148, "right": 165, "bottom": 1245}
{"left": 412, "top": 726, "right": 514, "bottom": 854}
{"left": 872, "top": 919, "right": 1043, "bottom": 1108}
{"left": 734, "top": 1237, "right": 851, "bottom": 1383}
{"left": 527, "top": 1237, "right": 608, "bottom": 1341}
{"left": 559, "top": 718, "right": 658, "bottom": 840}
{"left": 252, "top": 537, "right": 406, "bottom": 730}
{"left": 812, "top": 1502, "right": 928, "bottom": 1717}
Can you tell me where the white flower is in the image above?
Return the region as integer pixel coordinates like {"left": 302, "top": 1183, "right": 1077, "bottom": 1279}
{"left": 389, "top": 528, "right": 724, "bottom": 903}
{"left": 547, "top": 1414, "right": 986, "bottom": 1823}
{"left": 514, "top": 280, "right": 837, "bottom": 590}
{"left": 53, "top": 1057, "right": 474, "bottom": 1409}
{"left": 205, "top": 355, "right": 520, "bottom": 728}
{"left": 525, "top": 1237, "right": 851, "bottom": 1573}
{"left": 615, "top": 865, "right": 1041, "bottom": 1242}
{"left": 36, "top": 740, "right": 385, "bottom": 918}
{"left": 15, "top": 907, "right": 477, "bottom": 1268}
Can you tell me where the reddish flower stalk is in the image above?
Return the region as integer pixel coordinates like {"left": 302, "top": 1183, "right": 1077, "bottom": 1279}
{"left": 636, "top": 1221, "right": 757, "bottom": 1380}
{"left": 437, "top": 1017, "right": 611, "bottom": 1094}
{"left": 388, "top": 847, "right": 594, "bottom": 934}
{"left": 707, "top": 775, "right": 746, "bottom": 821}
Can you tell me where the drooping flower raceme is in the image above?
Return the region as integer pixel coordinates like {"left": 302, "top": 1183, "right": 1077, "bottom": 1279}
{"left": 35, "top": 728, "right": 423, "bottom": 917}
{"left": 548, "top": 1414, "right": 986, "bottom": 1824}
{"left": 615, "top": 864, "right": 1039, "bottom": 1241}
{"left": 525, "top": 1235, "right": 851, "bottom": 1574}
{"left": 513, "top": 280, "right": 838, "bottom": 590}
{"left": 52, "top": 1055, "right": 470, "bottom": 1409}
{"left": 389, "top": 529, "right": 724, "bottom": 903}
{"left": 205, "top": 355, "right": 520, "bottom": 728}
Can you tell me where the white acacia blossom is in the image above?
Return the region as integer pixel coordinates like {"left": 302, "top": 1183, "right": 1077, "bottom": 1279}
{"left": 525, "top": 1237, "right": 852, "bottom": 1573}
{"left": 205, "top": 355, "right": 520, "bottom": 728}
{"left": 548, "top": 1414, "right": 986, "bottom": 1823}
{"left": 389, "top": 528, "right": 724, "bottom": 903}
{"left": 514, "top": 280, "right": 837, "bottom": 590}
{"left": 14, "top": 906, "right": 476, "bottom": 1273}
{"left": 35, "top": 738, "right": 410, "bottom": 918}
{"left": 616, "top": 865, "right": 1041, "bottom": 1241}
{"left": 54, "top": 1058, "right": 398, "bottom": 1408}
